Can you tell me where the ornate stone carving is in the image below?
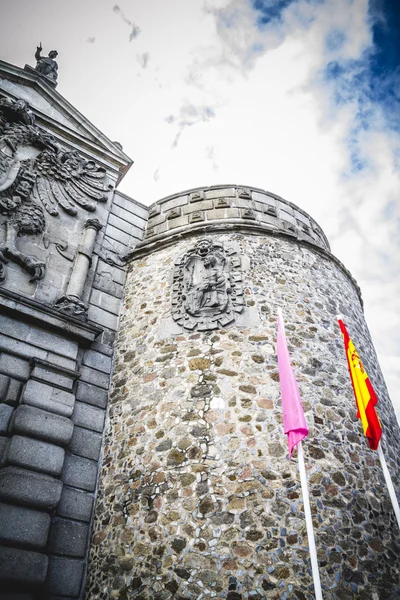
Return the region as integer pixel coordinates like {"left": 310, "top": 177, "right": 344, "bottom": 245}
{"left": 0, "top": 97, "right": 35, "bottom": 126}
{"left": 43, "top": 234, "right": 75, "bottom": 262}
{"left": 238, "top": 187, "right": 252, "bottom": 199}
{"left": 172, "top": 238, "right": 244, "bottom": 331}
{"left": 215, "top": 197, "right": 230, "bottom": 208}
{"left": 54, "top": 219, "right": 103, "bottom": 320}
{"left": 0, "top": 97, "right": 110, "bottom": 283}
{"left": 189, "top": 191, "right": 204, "bottom": 203}
{"left": 54, "top": 295, "right": 88, "bottom": 319}
{"left": 34, "top": 44, "right": 58, "bottom": 85}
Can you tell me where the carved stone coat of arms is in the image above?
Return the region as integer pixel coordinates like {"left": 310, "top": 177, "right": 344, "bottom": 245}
{"left": 0, "top": 96, "right": 110, "bottom": 283}
{"left": 172, "top": 239, "right": 244, "bottom": 331}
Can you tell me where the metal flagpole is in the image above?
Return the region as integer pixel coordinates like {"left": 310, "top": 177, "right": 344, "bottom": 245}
{"left": 297, "top": 440, "right": 324, "bottom": 600}
{"left": 377, "top": 442, "right": 400, "bottom": 530}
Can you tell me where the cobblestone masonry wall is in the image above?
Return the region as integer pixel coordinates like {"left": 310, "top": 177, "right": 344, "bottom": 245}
{"left": 88, "top": 232, "right": 400, "bottom": 600}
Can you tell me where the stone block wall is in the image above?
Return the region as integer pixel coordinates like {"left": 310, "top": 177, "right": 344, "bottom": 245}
{"left": 0, "top": 62, "right": 149, "bottom": 599}
{"left": 0, "top": 184, "right": 147, "bottom": 600}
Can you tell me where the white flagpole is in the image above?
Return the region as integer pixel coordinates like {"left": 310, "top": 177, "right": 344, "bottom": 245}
{"left": 297, "top": 440, "right": 324, "bottom": 600}
{"left": 377, "top": 442, "right": 400, "bottom": 530}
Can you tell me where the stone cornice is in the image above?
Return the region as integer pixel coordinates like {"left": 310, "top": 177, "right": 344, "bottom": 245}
{"left": 0, "top": 288, "right": 103, "bottom": 346}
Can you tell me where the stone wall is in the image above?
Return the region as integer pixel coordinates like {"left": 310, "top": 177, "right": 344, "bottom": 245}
{"left": 0, "top": 62, "right": 148, "bottom": 600}
{"left": 0, "top": 187, "right": 148, "bottom": 599}
{"left": 88, "top": 199, "right": 400, "bottom": 600}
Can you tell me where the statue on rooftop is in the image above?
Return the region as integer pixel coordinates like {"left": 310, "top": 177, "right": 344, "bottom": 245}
{"left": 34, "top": 43, "right": 58, "bottom": 84}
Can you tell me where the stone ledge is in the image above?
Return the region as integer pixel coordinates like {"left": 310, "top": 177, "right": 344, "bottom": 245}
{"left": 0, "top": 289, "right": 103, "bottom": 347}
{"left": 30, "top": 358, "right": 79, "bottom": 392}
{"left": 125, "top": 219, "right": 319, "bottom": 259}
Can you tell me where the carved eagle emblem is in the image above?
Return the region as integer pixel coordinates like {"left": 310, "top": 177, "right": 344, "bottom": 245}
{"left": 0, "top": 96, "right": 110, "bottom": 282}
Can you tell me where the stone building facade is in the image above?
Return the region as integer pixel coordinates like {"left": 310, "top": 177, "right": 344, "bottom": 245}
{"left": 0, "top": 59, "right": 399, "bottom": 600}
{"left": 0, "top": 59, "right": 147, "bottom": 598}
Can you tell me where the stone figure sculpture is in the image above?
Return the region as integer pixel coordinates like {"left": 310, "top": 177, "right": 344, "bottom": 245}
{"left": 0, "top": 96, "right": 109, "bottom": 282}
{"left": 172, "top": 238, "right": 244, "bottom": 330}
{"left": 34, "top": 44, "right": 58, "bottom": 83}
{"left": 185, "top": 246, "right": 229, "bottom": 316}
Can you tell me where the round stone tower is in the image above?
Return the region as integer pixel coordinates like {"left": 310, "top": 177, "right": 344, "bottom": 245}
{"left": 88, "top": 185, "right": 400, "bottom": 600}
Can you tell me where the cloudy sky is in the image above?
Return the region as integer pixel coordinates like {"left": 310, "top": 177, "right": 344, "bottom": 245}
{"left": 1, "top": 0, "right": 399, "bottom": 420}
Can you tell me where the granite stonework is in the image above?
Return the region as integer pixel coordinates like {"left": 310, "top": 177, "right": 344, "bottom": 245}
{"left": 87, "top": 186, "right": 400, "bottom": 600}
{"left": 0, "top": 59, "right": 147, "bottom": 600}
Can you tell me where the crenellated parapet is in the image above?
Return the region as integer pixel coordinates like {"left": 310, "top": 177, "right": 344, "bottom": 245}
{"left": 134, "top": 184, "right": 330, "bottom": 252}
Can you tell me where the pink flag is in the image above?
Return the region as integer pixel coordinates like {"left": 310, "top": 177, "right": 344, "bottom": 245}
{"left": 277, "top": 308, "right": 308, "bottom": 458}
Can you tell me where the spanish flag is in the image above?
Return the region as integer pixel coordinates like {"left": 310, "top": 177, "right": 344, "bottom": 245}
{"left": 338, "top": 317, "right": 382, "bottom": 450}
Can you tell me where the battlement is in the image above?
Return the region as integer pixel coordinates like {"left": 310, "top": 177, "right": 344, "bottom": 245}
{"left": 136, "top": 184, "right": 330, "bottom": 252}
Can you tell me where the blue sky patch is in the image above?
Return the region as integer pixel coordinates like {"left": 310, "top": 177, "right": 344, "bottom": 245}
{"left": 370, "top": 0, "right": 400, "bottom": 75}
{"left": 325, "top": 29, "right": 346, "bottom": 53}
{"left": 252, "top": 0, "right": 296, "bottom": 26}
{"left": 324, "top": 0, "right": 400, "bottom": 133}
{"left": 320, "top": 0, "right": 400, "bottom": 175}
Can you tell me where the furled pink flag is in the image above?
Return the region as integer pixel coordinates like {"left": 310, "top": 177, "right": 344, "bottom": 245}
{"left": 277, "top": 308, "right": 308, "bottom": 459}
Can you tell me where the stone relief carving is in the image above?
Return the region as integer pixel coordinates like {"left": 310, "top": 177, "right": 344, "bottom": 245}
{"left": 0, "top": 97, "right": 110, "bottom": 282}
{"left": 54, "top": 218, "right": 103, "bottom": 321}
{"left": 53, "top": 295, "right": 88, "bottom": 318}
{"left": 172, "top": 238, "right": 244, "bottom": 331}
{"left": 98, "top": 238, "right": 126, "bottom": 268}
{"left": 42, "top": 234, "right": 75, "bottom": 262}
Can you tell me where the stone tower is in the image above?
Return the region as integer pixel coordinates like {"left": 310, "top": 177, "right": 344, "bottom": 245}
{"left": 87, "top": 186, "right": 400, "bottom": 599}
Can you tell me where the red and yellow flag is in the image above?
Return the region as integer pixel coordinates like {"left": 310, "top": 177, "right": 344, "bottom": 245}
{"left": 338, "top": 318, "right": 382, "bottom": 450}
